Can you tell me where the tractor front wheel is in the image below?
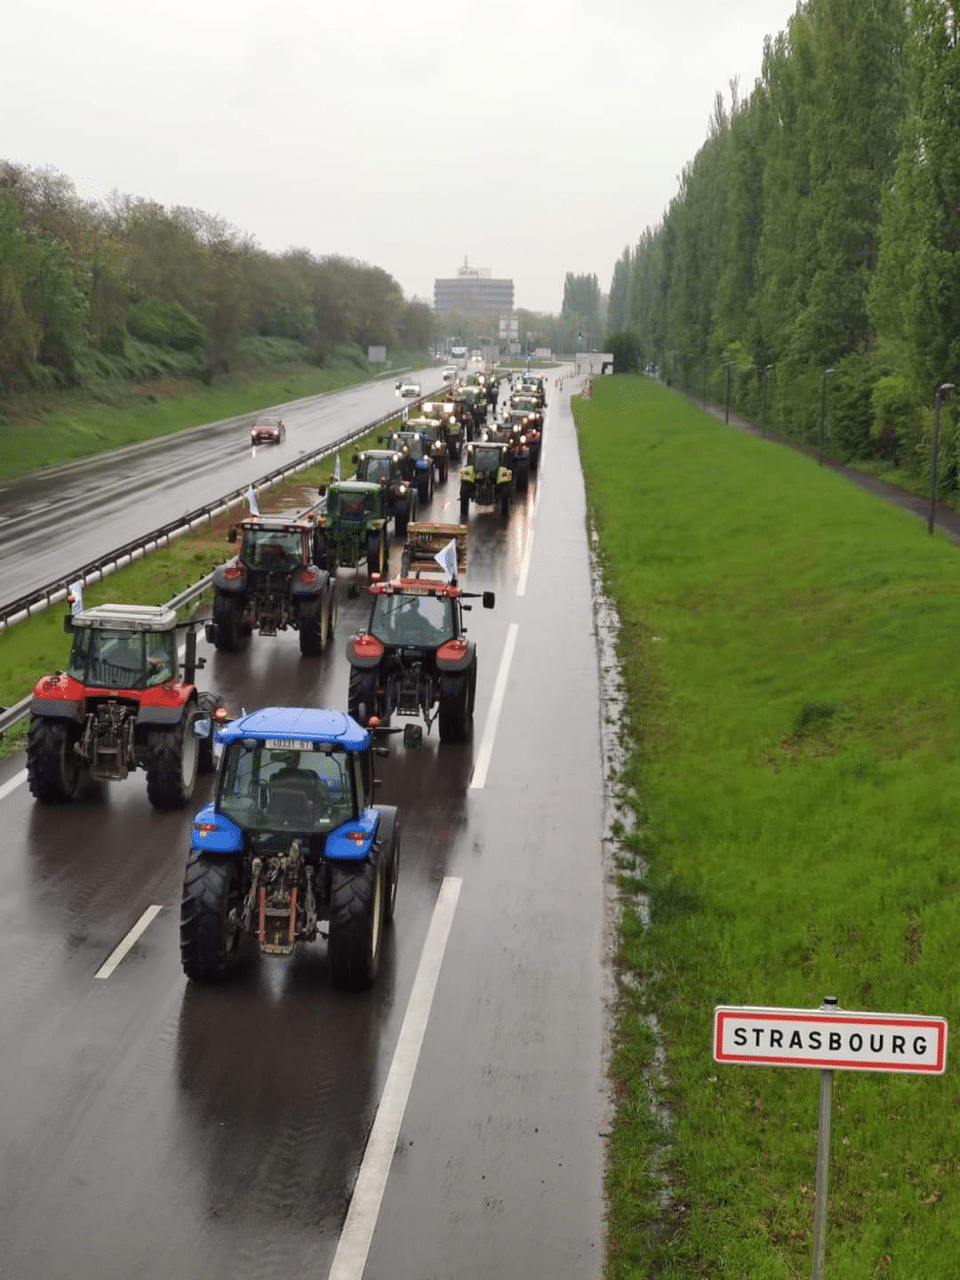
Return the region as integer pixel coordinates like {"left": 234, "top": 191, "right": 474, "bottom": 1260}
{"left": 180, "top": 851, "right": 243, "bottom": 982}
{"left": 26, "top": 716, "right": 80, "bottom": 803}
{"left": 395, "top": 495, "right": 411, "bottom": 537}
{"left": 146, "top": 708, "right": 200, "bottom": 809}
{"left": 328, "top": 856, "right": 385, "bottom": 990}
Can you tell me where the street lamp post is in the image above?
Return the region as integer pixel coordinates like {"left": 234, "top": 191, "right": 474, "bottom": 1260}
{"left": 761, "top": 364, "right": 774, "bottom": 438}
{"left": 702, "top": 355, "right": 711, "bottom": 410}
{"left": 817, "top": 367, "right": 835, "bottom": 466}
{"left": 928, "top": 382, "right": 955, "bottom": 535}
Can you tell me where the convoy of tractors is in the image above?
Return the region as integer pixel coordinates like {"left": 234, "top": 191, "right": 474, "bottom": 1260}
{"left": 24, "top": 366, "right": 549, "bottom": 992}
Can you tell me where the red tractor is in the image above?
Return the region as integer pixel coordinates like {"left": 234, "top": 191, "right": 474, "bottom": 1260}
{"left": 27, "top": 603, "right": 225, "bottom": 809}
{"left": 345, "top": 525, "right": 494, "bottom": 746}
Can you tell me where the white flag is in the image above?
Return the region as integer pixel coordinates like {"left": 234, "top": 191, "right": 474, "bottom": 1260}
{"left": 433, "top": 538, "right": 458, "bottom": 582}
{"left": 333, "top": 452, "right": 341, "bottom": 482}
{"left": 246, "top": 483, "right": 259, "bottom": 515}
{"left": 69, "top": 580, "right": 84, "bottom": 615}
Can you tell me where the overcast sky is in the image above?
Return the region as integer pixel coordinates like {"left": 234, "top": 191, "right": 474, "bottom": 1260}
{"left": 4, "top": 0, "right": 796, "bottom": 314}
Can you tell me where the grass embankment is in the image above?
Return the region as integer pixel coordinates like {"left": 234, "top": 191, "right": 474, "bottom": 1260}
{"left": 0, "top": 430, "right": 378, "bottom": 761}
{"left": 0, "top": 345, "right": 426, "bottom": 481}
{"left": 575, "top": 377, "right": 960, "bottom": 1279}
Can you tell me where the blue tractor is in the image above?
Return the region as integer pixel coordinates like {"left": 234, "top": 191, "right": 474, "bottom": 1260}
{"left": 179, "top": 706, "right": 399, "bottom": 990}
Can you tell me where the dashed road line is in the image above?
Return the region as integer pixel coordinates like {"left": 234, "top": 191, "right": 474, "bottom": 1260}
{"left": 469, "top": 621, "right": 518, "bottom": 790}
{"left": 0, "top": 769, "right": 27, "bottom": 802}
{"left": 94, "top": 904, "right": 164, "bottom": 979}
{"left": 327, "top": 876, "right": 462, "bottom": 1280}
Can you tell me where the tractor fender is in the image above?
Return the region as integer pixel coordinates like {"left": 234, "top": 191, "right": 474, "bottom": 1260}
{"left": 289, "top": 565, "right": 329, "bottom": 597}
{"left": 136, "top": 685, "right": 196, "bottom": 727}
{"left": 325, "top": 809, "right": 379, "bottom": 863}
{"left": 212, "top": 563, "right": 246, "bottom": 593}
{"left": 189, "top": 804, "right": 243, "bottom": 854}
{"left": 30, "top": 672, "right": 85, "bottom": 720}
{"left": 435, "top": 638, "right": 476, "bottom": 674}
{"left": 346, "top": 633, "right": 385, "bottom": 670}
{"left": 29, "top": 697, "right": 83, "bottom": 722}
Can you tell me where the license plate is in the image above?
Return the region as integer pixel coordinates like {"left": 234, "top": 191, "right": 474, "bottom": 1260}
{"left": 264, "top": 738, "right": 314, "bottom": 750}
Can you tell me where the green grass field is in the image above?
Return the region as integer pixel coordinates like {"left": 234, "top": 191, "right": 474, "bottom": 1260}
{"left": 574, "top": 377, "right": 960, "bottom": 1280}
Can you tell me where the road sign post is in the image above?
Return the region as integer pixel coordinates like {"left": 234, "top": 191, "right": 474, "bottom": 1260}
{"left": 713, "top": 997, "right": 947, "bottom": 1280}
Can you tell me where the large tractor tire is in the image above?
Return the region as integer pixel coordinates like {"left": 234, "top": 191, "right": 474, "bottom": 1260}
{"left": 375, "top": 805, "right": 400, "bottom": 923}
{"left": 196, "top": 691, "right": 222, "bottom": 774}
{"left": 180, "top": 851, "right": 243, "bottom": 982}
{"left": 515, "top": 459, "right": 530, "bottom": 491}
{"left": 297, "top": 594, "right": 328, "bottom": 656}
{"left": 439, "top": 456, "right": 449, "bottom": 483}
{"left": 417, "top": 468, "right": 433, "bottom": 504}
{"left": 394, "top": 494, "right": 411, "bottom": 538}
{"left": 438, "top": 672, "right": 471, "bottom": 742}
{"left": 366, "top": 530, "right": 386, "bottom": 578}
{"left": 347, "top": 667, "right": 379, "bottom": 725}
{"left": 459, "top": 494, "right": 470, "bottom": 520}
{"left": 328, "top": 855, "right": 385, "bottom": 991}
{"left": 26, "top": 716, "right": 80, "bottom": 803}
{"left": 146, "top": 708, "right": 200, "bottom": 810}
{"left": 211, "top": 589, "right": 242, "bottom": 652}
{"left": 499, "top": 487, "right": 510, "bottom": 519}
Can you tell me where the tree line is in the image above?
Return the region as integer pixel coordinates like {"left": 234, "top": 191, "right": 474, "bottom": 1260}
{"left": 0, "top": 162, "right": 435, "bottom": 396}
{"left": 607, "top": 0, "right": 960, "bottom": 488}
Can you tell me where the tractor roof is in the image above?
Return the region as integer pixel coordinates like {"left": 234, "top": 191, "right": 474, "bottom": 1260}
{"left": 240, "top": 512, "right": 317, "bottom": 531}
{"left": 370, "top": 578, "right": 463, "bottom": 599}
{"left": 328, "top": 481, "right": 384, "bottom": 494}
{"left": 216, "top": 707, "right": 369, "bottom": 752}
{"left": 70, "top": 603, "right": 179, "bottom": 631}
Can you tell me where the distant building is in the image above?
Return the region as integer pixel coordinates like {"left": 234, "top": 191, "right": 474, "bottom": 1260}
{"left": 434, "top": 257, "right": 514, "bottom": 316}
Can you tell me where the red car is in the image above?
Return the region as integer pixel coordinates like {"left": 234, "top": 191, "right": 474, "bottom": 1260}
{"left": 250, "top": 414, "right": 285, "bottom": 445}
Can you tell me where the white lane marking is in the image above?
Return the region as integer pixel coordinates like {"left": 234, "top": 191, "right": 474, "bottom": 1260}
{"left": 328, "top": 876, "right": 462, "bottom": 1280}
{"left": 469, "top": 622, "right": 519, "bottom": 790}
{"left": 0, "top": 769, "right": 27, "bottom": 802}
{"left": 516, "top": 509, "right": 536, "bottom": 597}
{"left": 94, "top": 904, "right": 164, "bottom": 979}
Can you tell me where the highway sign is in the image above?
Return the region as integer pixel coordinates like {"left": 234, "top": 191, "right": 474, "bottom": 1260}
{"left": 713, "top": 1004, "right": 947, "bottom": 1074}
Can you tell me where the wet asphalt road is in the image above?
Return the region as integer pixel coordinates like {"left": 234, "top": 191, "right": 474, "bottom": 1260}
{"left": 0, "top": 366, "right": 441, "bottom": 609}
{"left": 0, "top": 369, "right": 609, "bottom": 1280}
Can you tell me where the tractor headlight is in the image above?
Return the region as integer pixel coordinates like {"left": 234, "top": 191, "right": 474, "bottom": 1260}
{"left": 398, "top": 483, "right": 407, "bottom": 494}
{"left": 520, "top": 435, "right": 526, "bottom": 443}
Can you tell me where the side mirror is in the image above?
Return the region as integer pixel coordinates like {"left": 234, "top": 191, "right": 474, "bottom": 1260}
{"left": 193, "top": 717, "right": 212, "bottom": 738}
{"left": 227, "top": 526, "right": 237, "bottom": 543}
{"left": 351, "top": 453, "right": 359, "bottom": 464}
{"left": 483, "top": 591, "right": 495, "bottom": 609}
{"left": 204, "top": 622, "right": 220, "bottom": 646}
{"left": 63, "top": 614, "right": 74, "bottom": 633}
{"left": 377, "top": 435, "right": 385, "bottom": 444}
{"left": 403, "top": 724, "right": 423, "bottom": 751}
{"left": 318, "top": 483, "right": 327, "bottom": 496}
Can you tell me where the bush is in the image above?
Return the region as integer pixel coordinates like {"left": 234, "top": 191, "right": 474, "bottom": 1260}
{"left": 606, "top": 330, "right": 641, "bottom": 374}
{"left": 127, "top": 297, "right": 206, "bottom": 353}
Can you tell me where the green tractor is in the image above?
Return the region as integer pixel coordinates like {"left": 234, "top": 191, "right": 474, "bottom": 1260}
{"left": 317, "top": 481, "right": 390, "bottom": 579}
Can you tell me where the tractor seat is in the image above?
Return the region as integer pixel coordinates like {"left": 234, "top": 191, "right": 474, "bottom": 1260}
{"left": 266, "top": 785, "right": 315, "bottom": 828}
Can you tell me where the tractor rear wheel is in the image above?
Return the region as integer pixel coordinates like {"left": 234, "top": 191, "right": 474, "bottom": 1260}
{"left": 348, "top": 668, "right": 379, "bottom": 725}
{"left": 196, "top": 691, "right": 222, "bottom": 774}
{"left": 26, "top": 716, "right": 80, "bottom": 803}
{"left": 328, "top": 856, "right": 385, "bottom": 991}
{"left": 297, "top": 595, "right": 328, "bottom": 656}
{"left": 438, "top": 672, "right": 471, "bottom": 742}
{"left": 395, "top": 495, "right": 411, "bottom": 537}
{"left": 146, "top": 708, "right": 199, "bottom": 809}
{"left": 366, "top": 530, "right": 386, "bottom": 578}
{"left": 515, "top": 459, "right": 530, "bottom": 491}
{"left": 459, "top": 494, "right": 469, "bottom": 520}
{"left": 212, "top": 590, "right": 241, "bottom": 652}
{"left": 180, "top": 852, "right": 243, "bottom": 982}
{"left": 499, "top": 487, "right": 510, "bottom": 518}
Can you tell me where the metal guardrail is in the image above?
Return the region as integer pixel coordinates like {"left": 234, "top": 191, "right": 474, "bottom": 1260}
{"left": 0, "top": 387, "right": 440, "bottom": 739}
{"left": 0, "top": 389, "right": 439, "bottom": 634}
